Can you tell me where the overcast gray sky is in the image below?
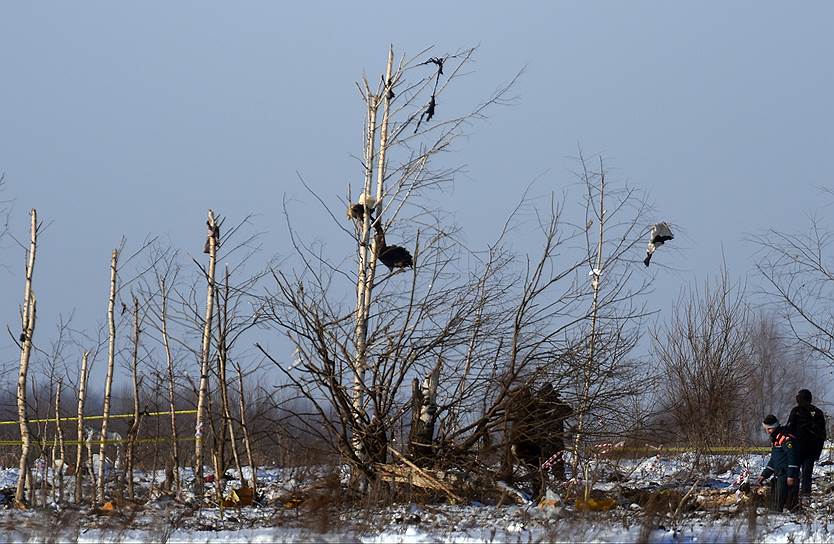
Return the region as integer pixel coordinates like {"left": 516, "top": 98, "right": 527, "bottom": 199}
{"left": 1, "top": 2, "right": 833, "bottom": 386}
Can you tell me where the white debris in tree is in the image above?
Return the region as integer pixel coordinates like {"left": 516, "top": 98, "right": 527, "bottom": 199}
{"left": 644, "top": 222, "right": 674, "bottom": 267}
{"left": 589, "top": 268, "right": 602, "bottom": 290}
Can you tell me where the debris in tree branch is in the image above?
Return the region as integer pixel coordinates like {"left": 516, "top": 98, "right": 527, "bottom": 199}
{"left": 419, "top": 57, "right": 445, "bottom": 76}
{"left": 374, "top": 224, "right": 414, "bottom": 271}
{"left": 414, "top": 56, "right": 445, "bottom": 134}
{"left": 347, "top": 192, "right": 378, "bottom": 222}
{"left": 644, "top": 222, "right": 674, "bottom": 267}
{"left": 203, "top": 221, "right": 220, "bottom": 254}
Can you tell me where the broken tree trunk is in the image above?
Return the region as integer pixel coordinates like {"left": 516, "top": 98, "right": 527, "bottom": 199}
{"left": 97, "top": 248, "right": 119, "bottom": 502}
{"left": 52, "top": 379, "right": 65, "bottom": 503}
{"left": 195, "top": 209, "right": 218, "bottom": 498}
{"left": 409, "top": 365, "right": 440, "bottom": 462}
{"left": 74, "top": 350, "right": 90, "bottom": 504}
{"left": 351, "top": 48, "right": 394, "bottom": 479}
{"left": 409, "top": 365, "right": 439, "bottom": 464}
{"left": 15, "top": 209, "right": 38, "bottom": 506}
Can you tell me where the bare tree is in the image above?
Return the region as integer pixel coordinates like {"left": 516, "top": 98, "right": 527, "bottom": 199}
{"left": 15, "top": 209, "right": 39, "bottom": 506}
{"left": 747, "top": 312, "right": 815, "bottom": 434}
{"left": 234, "top": 362, "right": 258, "bottom": 493}
{"left": 74, "top": 350, "right": 90, "bottom": 503}
{"left": 652, "top": 270, "right": 753, "bottom": 447}
{"left": 753, "top": 215, "right": 834, "bottom": 367}
{"left": 125, "top": 295, "right": 146, "bottom": 499}
{"left": 259, "top": 46, "right": 521, "bottom": 486}
{"left": 96, "top": 248, "right": 119, "bottom": 501}
{"left": 159, "top": 275, "right": 181, "bottom": 495}
{"left": 194, "top": 209, "right": 219, "bottom": 498}
{"left": 256, "top": 47, "right": 664, "bottom": 507}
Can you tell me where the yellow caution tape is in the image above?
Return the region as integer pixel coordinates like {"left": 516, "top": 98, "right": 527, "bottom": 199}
{"left": 0, "top": 436, "right": 197, "bottom": 447}
{"left": 0, "top": 409, "right": 197, "bottom": 426}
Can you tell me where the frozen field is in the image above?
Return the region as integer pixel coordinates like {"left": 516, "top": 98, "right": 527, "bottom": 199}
{"left": 2, "top": 450, "right": 834, "bottom": 543}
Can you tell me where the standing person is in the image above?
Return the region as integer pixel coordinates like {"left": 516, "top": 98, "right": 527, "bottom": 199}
{"left": 500, "top": 382, "right": 573, "bottom": 501}
{"left": 500, "top": 384, "right": 541, "bottom": 496}
{"left": 786, "top": 389, "right": 827, "bottom": 497}
{"left": 537, "top": 383, "right": 573, "bottom": 482}
{"left": 757, "top": 414, "right": 800, "bottom": 512}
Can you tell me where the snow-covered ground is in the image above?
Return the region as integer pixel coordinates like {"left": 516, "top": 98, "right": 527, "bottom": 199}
{"left": 3, "top": 449, "right": 834, "bottom": 543}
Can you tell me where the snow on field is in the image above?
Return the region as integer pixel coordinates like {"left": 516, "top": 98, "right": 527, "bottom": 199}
{"left": 2, "top": 452, "right": 834, "bottom": 542}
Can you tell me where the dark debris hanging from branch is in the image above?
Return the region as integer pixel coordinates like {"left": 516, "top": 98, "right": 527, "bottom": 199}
{"left": 414, "top": 57, "right": 445, "bottom": 134}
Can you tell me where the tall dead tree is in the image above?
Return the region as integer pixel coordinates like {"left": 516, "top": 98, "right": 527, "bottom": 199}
{"left": 159, "top": 277, "right": 181, "bottom": 495}
{"left": 97, "top": 248, "right": 119, "bottom": 501}
{"left": 234, "top": 363, "right": 257, "bottom": 492}
{"left": 125, "top": 295, "right": 144, "bottom": 499}
{"left": 74, "top": 350, "right": 90, "bottom": 503}
{"left": 215, "top": 267, "right": 244, "bottom": 484}
{"left": 261, "top": 47, "right": 523, "bottom": 486}
{"left": 575, "top": 162, "right": 605, "bottom": 502}
{"left": 51, "top": 379, "right": 66, "bottom": 503}
{"left": 194, "top": 209, "right": 218, "bottom": 498}
{"left": 351, "top": 47, "right": 394, "bottom": 472}
{"left": 15, "top": 209, "right": 38, "bottom": 506}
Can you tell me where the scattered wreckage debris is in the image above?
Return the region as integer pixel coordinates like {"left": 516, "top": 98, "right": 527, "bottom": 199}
{"left": 376, "top": 447, "right": 463, "bottom": 504}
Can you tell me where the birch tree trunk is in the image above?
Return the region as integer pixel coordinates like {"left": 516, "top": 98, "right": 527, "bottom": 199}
{"left": 126, "top": 296, "right": 143, "bottom": 499}
{"left": 409, "top": 365, "right": 439, "bottom": 463}
{"left": 15, "top": 209, "right": 38, "bottom": 506}
{"left": 351, "top": 49, "right": 394, "bottom": 471}
{"left": 194, "top": 209, "right": 218, "bottom": 498}
{"left": 85, "top": 432, "right": 96, "bottom": 506}
{"left": 53, "top": 379, "right": 65, "bottom": 503}
{"left": 160, "top": 278, "right": 181, "bottom": 496}
{"left": 97, "top": 248, "right": 119, "bottom": 502}
{"left": 74, "top": 351, "right": 90, "bottom": 503}
{"left": 351, "top": 95, "right": 378, "bottom": 467}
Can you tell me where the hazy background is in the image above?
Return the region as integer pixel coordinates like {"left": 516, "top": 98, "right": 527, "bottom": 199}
{"left": 1, "top": 2, "right": 832, "bottom": 391}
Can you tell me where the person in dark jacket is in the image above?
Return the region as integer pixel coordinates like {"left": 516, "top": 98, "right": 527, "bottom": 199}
{"left": 536, "top": 383, "right": 573, "bottom": 482}
{"left": 757, "top": 414, "right": 800, "bottom": 512}
{"left": 500, "top": 382, "right": 572, "bottom": 501}
{"left": 786, "top": 389, "right": 827, "bottom": 496}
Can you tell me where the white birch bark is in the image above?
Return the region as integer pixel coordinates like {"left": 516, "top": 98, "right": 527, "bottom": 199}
{"left": 96, "top": 249, "right": 118, "bottom": 501}
{"left": 194, "top": 209, "right": 218, "bottom": 497}
{"left": 352, "top": 49, "right": 394, "bottom": 468}
{"left": 74, "top": 351, "right": 90, "bottom": 503}
{"left": 15, "top": 209, "right": 38, "bottom": 506}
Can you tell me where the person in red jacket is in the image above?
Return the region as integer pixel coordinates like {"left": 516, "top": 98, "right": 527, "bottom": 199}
{"left": 757, "top": 414, "right": 800, "bottom": 512}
